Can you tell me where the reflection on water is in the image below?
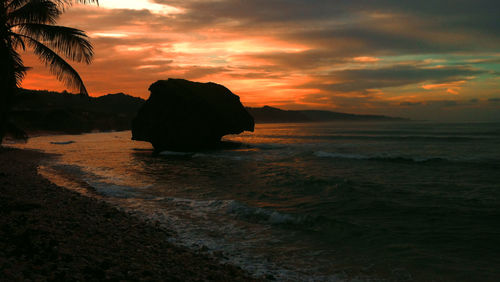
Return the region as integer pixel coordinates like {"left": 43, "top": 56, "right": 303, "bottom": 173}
{"left": 12, "top": 122, "right": 500, "bottom": 281}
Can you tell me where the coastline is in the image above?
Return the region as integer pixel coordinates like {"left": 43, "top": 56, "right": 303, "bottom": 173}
{"left": 0, "top": 147, "right": 257, "bottom": 281}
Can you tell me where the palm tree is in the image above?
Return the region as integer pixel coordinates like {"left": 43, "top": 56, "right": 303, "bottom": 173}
{"left": 0, "top": 0, "right": 98, "bottom": 144}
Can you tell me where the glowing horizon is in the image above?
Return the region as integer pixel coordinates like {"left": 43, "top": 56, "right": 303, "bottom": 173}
{"left": 20, "top": 1, "right": 500, "bottom": 121}
{"left": 96, "top": 0, "right": 182, "bottom": 15}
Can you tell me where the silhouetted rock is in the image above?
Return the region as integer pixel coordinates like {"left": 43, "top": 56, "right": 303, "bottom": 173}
{"left": 132, "top": 79, "right": 254, "bottom": 151}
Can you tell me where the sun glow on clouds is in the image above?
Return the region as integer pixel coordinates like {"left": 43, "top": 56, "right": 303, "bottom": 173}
{"left": 97, "top": 0, "right": 183, "bottom": 15}
{"left": 92, "top": 32, "right": 128, "bottom": 38}
{"left": 19, "top": 0, "right": 500, "bottom": 121}
{"left": 422, "top": 81, "right": 467, "bottom": 95}
{"left": 136, "top": 65, "right": 161, "bottom": 70}
{"left": 353, "top": 56, "right": 380, "bottom": 63}
{"left": 116, "top": 45, "right": 153, "bottom": 52}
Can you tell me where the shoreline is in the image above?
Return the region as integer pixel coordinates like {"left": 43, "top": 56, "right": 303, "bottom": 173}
{"left": 0, "top": 147, "right": 257, "bottom": 281}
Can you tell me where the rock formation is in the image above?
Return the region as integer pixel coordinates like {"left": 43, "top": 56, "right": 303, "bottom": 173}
{"left": 132, "top": 79, "right": 254, "bottom": 151}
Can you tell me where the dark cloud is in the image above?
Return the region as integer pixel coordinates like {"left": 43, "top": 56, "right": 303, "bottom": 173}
{"left": 65, "top": 2, "right": 500, "bottom": 62}
{"left": 428, "top": 100, "right": 458, "bottom": 107}
{"left": 20, "top": 1, "right": 499, "bottom": 121}
{"left": 156, "top": 0, "right": 500, "bottom": 53}
{"left": 156, "top": 0, "right": 500, "bottom": 26}
{"left": 180, "top": 66, "right": 229, "bottom": 79}
{"left": 400, "top": 101, "right": 423, "bottom": 106}
{"left": 302, "top": 65, "right": 485, "bottom": 93}
{"left": 238, "top": 50, "right": 348, "bottom": 70}
{"left": 401, "top": 99, "right": 484, "bottom": 108}
{"left": 62, "top": 7, "right": 163, "bottom": 31}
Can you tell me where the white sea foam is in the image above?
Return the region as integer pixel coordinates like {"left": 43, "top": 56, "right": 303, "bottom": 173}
{"left": 315, "top": 151, "right": 369, "bottom": 160}
{"left": 159, "top": 150, "right": 193, "bottom": 156}
{"left": 12, "top": 122, "right": 499, "bottom": 281}
{"left": 314, "top": 151, "right": 452, "bottom": 163}
{"left": 101, "top": 196, "right": 320, "bottom": 281}
{"left": 225, "top": 200, "right": 301, "bottom": 225}
{"left": 32, "top": 139, "right": 382, "bottom": 281}
{"left": 192, "top": 152, "right": 244, "bottom": 160}
{"left": 86, "top": 181, "right": 141, "bottom": 198}
{"left": 138, "top": 198, "right": 343, "bottom": 281}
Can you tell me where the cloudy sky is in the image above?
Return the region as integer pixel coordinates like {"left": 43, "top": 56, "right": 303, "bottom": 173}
{"left": 21, "top": 0, "right": 500, "bottom": 121}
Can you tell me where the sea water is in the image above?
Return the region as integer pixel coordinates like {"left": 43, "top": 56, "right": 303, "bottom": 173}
{"left": 12, "top": 122, "right": 500, "bottom": 281}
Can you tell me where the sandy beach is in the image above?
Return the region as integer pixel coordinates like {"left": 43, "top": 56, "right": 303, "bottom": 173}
{"left": 0, "top": 147, "right": 257, "bottom": 281}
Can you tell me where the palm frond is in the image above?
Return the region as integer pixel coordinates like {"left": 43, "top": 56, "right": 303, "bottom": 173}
{"left": 9, "top": 48, "right": 28, "bottom": 86}
{"left": 23, "top": 35, "right": 89, "bottom": 95}
{"left": 17, "top": 23, "right": 93, "bottom": 63}
{"left": 6, "top": 0, "right": 30, "bottom": 10}
{"left": 8, "top": 0, "right": 61, "bottom": 25}
{"left": 9, "top": 31, "right": 27, "bottom": 51}
{"left": 52, "top": 0, "right": 99, "bottom": 5}
{"left": 7, "top": 0, "right": 98, "bottom": 13}
{"left": 75, "top": 0, "right": 99, "bottom": 5}
{"left": 1, "top": 0, "right": 98, "bottom": 144}
{"left": 52, "top": 0, "right": 99, "bottom": 10}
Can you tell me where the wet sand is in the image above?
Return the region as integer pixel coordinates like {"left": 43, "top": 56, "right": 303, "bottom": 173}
{"left": 0, "top": 147, "right": 257, "bottom": 281}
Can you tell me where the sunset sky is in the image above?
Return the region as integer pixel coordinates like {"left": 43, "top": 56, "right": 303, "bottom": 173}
{"left": 20, "top": 0, "right": 500, "bottom": 121}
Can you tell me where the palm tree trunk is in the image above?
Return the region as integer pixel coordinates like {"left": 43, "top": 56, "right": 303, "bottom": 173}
{"left": 0, "top": 111, "right": 7, "bottom": 146}
{"left": 0, "top": 82, "right": 11, "bottom": 146}
{"left": 0, "top": 1, "right": 16, "bottom": 146}
{"left": 0, "top": 43, "right": 14, "bottom": 146}
{"left": 0, "top": 4, "right": 6, "bottom": 145}
{"left": 0, "top": 68, "right": 9, "bottom": 146}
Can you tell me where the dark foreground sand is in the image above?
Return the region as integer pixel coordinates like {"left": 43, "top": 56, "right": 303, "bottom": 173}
{"left": 0, "top": 148, "right": 257, "bottom": 281}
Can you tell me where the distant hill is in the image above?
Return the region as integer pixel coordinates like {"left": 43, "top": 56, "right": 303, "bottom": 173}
{"left": 11, "top": 89, "right": 145, "bottom": 134}
{"left": 10, "top": 90, "right": 407, "bottom": 135}
{"left": 245, "top": 106, "right": 311, "bottom": 123}
{"left": 246, "top": 106, "right": 407, "bottom": 123}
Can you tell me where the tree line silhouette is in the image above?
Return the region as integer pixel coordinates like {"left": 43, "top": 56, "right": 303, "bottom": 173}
{"left": 1, "top": 0, "right": 98, "bottom": 144}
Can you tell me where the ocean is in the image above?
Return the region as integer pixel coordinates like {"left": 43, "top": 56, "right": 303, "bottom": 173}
{"left": 12, "top": 121, "right": 500, "bottom": 281}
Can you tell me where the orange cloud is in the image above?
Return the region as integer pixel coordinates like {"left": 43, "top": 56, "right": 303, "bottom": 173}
{"left": 422, "top": 80, "right": 467, "bottom": 95}
{"left": 16, "top": 1, "right": 500, "bottom": 121}
{"left": 353, "top": 56, "right": 380, "bottom": 63}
